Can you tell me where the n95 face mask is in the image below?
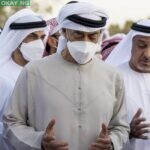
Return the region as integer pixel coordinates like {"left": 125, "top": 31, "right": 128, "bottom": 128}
{"left": 67, "top": 41, "right": 99, "bottom": 64}
{"left": 20, "top": 39, "right": 45, "bottom": 61}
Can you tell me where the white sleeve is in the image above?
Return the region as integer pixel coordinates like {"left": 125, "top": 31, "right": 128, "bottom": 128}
{"left": 109, "top": 74, "right": 130, "bottom": 150}
{"left": 3, "top": 68, "right": 44, "bottom": 150}
{"left": 0, "top": 77, "right": 12, "bottom": 133}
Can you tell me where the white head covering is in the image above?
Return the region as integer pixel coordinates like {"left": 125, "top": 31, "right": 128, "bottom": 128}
{"left": 0, "top": 8, "right": 47, "bottom": 66}
{"left": 56, "top": 1, "right": 109, "bottom": 53}
{"left": 105, "top": 19, "right": 150, "bottom": 66}
{"left": 47, "top": 17, "right": 59, "bottom": 36}
{"left": 57, "top": 1, "right": 108, "bottom": 32}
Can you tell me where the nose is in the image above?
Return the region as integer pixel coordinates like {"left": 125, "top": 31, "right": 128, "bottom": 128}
{"left": 143, "top": 47, "right": 150, "bottom": 60}
{"left": 82, "top": 35, "right": 91, "bottom": 42}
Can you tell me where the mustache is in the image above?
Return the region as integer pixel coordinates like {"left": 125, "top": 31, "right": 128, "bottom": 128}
{"left": 141, "top": 56, "right": 150, "bottom": 62}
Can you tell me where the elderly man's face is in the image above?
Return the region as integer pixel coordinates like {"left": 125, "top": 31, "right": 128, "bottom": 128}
{"left": 63, "top": 29, "right": 101, "bottom": 43}
{"left": 129, "top": 35, "right": 150, "bottom": 73}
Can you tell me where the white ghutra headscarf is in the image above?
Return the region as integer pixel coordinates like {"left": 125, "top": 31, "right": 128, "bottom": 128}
{"left": 105, "top": 19, "right": 150, "bottom": 66}
{"left": 0, "top": 8, "right": 47, "bottom": 66}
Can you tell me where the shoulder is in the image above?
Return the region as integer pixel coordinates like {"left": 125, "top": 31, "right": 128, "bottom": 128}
{"left": 117, "top": 62, "right": 129, "bottom": 71}
{"left": 25, "top": 53, "right": 61, "bottom": 71}
{"left": 117, "top": 62, "right": 131, "bottom": 79}
{"left": 0, "top": 76, "right": 13, "bottom": 95}
{"left": 19, "top": 54, "right": 60, "bottom": 77}
{"left": 92, "top": 58, "right": 125, "bottom": 89}
{"left": 94, "top": 57, "right": 122, "bottom": 79}
{"left": 0, "top": 76, "right": 12, "bottom": 89}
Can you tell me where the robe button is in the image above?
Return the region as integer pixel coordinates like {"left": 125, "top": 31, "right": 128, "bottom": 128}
{"left": 78, "top": 108, "right": 81, "bottom": 111}
{"left": 78, "top": 125, "right": 82, "bottom": 128}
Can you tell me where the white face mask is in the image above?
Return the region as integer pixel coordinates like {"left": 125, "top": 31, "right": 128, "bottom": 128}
{"left": 67, "top": 41, "right": 99, "bottom": 64}
{"left": 20, "top": 39, "right": 45, "bottom": 61}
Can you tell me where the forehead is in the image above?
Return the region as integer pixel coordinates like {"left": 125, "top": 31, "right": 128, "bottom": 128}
{"left": 27, "top": 31, "right": 45, "bottom": 37}
{"left": 133, "top": 35, "right": 150, "bottom": 43}
{"left": 67, "top": 29, "right": 101, "bottom": 34}
{"left": 53, "top": 31, "right": 60, "bottom": 36}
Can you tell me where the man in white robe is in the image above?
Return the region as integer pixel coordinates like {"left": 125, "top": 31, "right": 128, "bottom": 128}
{"left": 0, "top": 8, "right": 47, "bottom": 87}
{"left": 106, "top": 19, "right": 150, "bottom": 150}
{"left": 3, "top": 1, "right": 129, "bottom": 150}
{"left": 0, "top": 8, "right": 47, "bottom": 150}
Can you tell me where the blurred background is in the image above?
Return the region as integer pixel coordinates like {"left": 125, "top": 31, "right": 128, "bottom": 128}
{"left": 0, "top": 0, "right": 149, "bottom": 35}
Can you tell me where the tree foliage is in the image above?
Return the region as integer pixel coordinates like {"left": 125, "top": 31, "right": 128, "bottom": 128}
{"left": 0, "top": 0, "right": 52, "bottom": 28}
{"left": 108, "top": 20, "right": 134, "bottom": 36}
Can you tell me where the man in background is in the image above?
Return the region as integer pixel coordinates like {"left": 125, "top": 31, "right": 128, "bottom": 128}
{"left": 0, "top": 8, "right": 47, "bottom": 150}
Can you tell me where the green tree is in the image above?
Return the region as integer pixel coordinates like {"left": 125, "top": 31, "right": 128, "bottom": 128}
{"left": 0, "top": 0, "right": 52, "bottom": 28}
{"left": 0, "top": 7, "right": 8, "bottom": 27}
{"left": 108, "top": 20, "right": 134, "bottom": 36}
{"left": 109, "top": 24, "right": 121, "bottom": 36}
{"left": 122, "top": 20, "right": 133, "bottom": 34}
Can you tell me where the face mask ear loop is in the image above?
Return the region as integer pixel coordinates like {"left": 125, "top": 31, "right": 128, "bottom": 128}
{"left": 18, "top": 42, "right": 24, "bottom": 51}
{"left": 98, "top": 30, "right": 103, "bottom": 43}
{"left": 96, "top": 32, "right": 103, "bottom": 52}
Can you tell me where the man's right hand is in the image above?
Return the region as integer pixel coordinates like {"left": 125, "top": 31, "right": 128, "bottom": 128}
{"left": 130, "top": 108, "right": 150, "bottom": 139}
{"left": 42, "top": 119, "right": 69, "bottom": 150}
{"left": 89, "top": 123, "right": 113, "bottom": 150}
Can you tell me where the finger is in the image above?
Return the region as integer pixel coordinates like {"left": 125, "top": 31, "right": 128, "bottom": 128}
{"left": 132, "top": 117, "right": 146, "bottom": 125}
{"left": 88, "top": 145, "right": 94, "bottom": 150}
{"left": 46, "top": 119, "right": 56, "bottom": 135}
{"left": 132, "top": 108, "right": 142, "bottom": 120}
{"left": 96, "top": 138, "right": 112, "bottom": 144}
{"left": 131, "top": 120, "right": 149, "bottom": 134}
{"left": 135, "top": 123, "right": 150, "bottom": 130}
{"left": 57, "top": 146, "right": 69, "bottom": 150}
{"left": 49, "top": 141, "right": 68, "bottom": 148}
{"left": 135, "top": 128, "right": 150, "bottom": 136}
{"left": 43, "top": 142, "right": 53, "bottom": 149}
{"left": 44, "top": 141, "right": 68, "bottom": 149}
{"left": 138, "top": 135, "right": 149, "bottom": 140}
{"left": 42, "top": 134, "right": 55, "bottom": 149}
{"left": 133, "top": 132, "right": 149, "bottom": 140}
{"left": 131, "top": 127, "right": 150, "bottom": 139}
{"left": 100, "top": 123, "right": 108, "bottom": 137}
{"left": 131, "top": 123, "right": 150, "bottom": 133}
{"left": 102, "top": 123, "right": 108, "bottom": 135}
{"left": 43, "top": 134, "right": 55, "bottom": 142}
{"left": 91, "top": 142, "right": 112, "bottom": 150}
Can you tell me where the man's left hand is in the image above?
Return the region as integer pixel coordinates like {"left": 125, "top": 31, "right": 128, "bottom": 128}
{"left": 89, "top": 123, "right": 113, "bottom": 150}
